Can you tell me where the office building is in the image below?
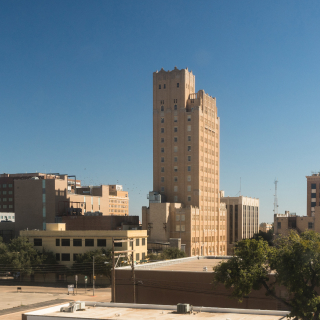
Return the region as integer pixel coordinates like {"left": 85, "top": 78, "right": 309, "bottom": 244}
{"left": 143, "top": 67, "right": 226, "bottom": 256}
{"left": 220, "top": 194, "right": 259, "bottom": 255}
{"left": 0, "top": 173, "right": 129, "bottom": 235}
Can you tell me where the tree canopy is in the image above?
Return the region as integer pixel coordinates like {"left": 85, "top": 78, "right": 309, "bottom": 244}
{"left": 214, "top": 231, "right": 320, "bottom": 320}
{"left": 147, "top": 248, "right": 186, "bottom": 261}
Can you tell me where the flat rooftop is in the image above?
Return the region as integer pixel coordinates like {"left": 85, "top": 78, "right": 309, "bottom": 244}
{"left": 24, "top": 302, "right": 289, "bottom": 320}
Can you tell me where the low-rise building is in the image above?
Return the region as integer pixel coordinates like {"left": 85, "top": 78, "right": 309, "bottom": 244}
{"left": 20, "top": 223, "right": 147, "bottom": 267}
{"left": 274, "top": 208, "right": 320, "bottom": 236}
{"left": 259, "top": 222, "right": 273, "bottom": 233}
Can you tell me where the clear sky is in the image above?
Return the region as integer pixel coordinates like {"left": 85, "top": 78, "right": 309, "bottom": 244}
{"left": 1, "top": 0, "right": 320, "bottom": 223}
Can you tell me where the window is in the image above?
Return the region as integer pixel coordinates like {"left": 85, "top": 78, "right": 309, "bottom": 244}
{"left": 181, "top": 214, "right": 185, "bottom": 221}
{"left": 3, "top": 205, "right": 7, "bottom": 209}
{"left": 174, "top": 127, "right": 178, "bottom": 132}
{"left": 312, "top": 183, "right": 316, "bottom": 189}
{"left": 187, "top": 125, "right": 191, "bottom": 131}
{"left": 3, "top": 191, "right": 6, "bottom": 195}
{"left": 161, "top": 187, "right": 165, "bottom": 192}
{"left": 174, "top": 176, "right": 178, "bottom": 182}
{"left": 174, "top": 137, "right": 178, "bottom": 142}
{"left": 187, "top": 185, "right": 191, "bottom": 192}
{"left": 187, "top": 166, "right": 191, "bottom": 172}
{"left": 188, "top": 146, "right": 191, "bottom": 151}
{"left": 174, "top": 105, "right": 177, "bottom": 110}
{"left": 161, "top": 128, "right": 164, "bottom": 133}
{"left": 61, "top": 239, "right": 70, "bottom": 246}
{"left": 164, "top": 84, "right": 166, "bottom": 89}
{"left": 34, "top": 238, "right": 42, "bottom": 246}
{"left": 161, "top": 177, "right": 164, "bottom": 182}
{"left": 174, "top": 146, "right": 178, "bottom": 152}
{"left": 187, "top": 175, "right": 191, "bottom": 181}
{"left": 174, "top": 166, "right": 178, "bottom": 172}
{"left": 174, "top": 116, "right": 178, "bottom": 122}
{"left": 85, "top": 239, "right": 94, "bottom": 246}
{"left": 9, "top": 205, "right": 13, "bottom": 209}
{"left": 176, "top": 225, "right": 180, "bottom": 231}
{"left": 188, "top": 156, "right": 191, "bottom": 162}
{"left": 8, "top": 191, "right": 12, "bottom": 195}
{"left": 56, "top": 253, "right": 60, "bottom": 261}
{"left": 61, "top": 254, "right": 70, "bottom": 262}
{"left": 56, "top": 239, "right": 60, "bottom": 246}
{"left": 9, "top": 198, "right": 12, "bottom": 202}
{"left": 277, "top": 222, "right": 281, "bottom": 229}
{"left": 174, "top": 157, "right": 178, "bottom": 162}
{"left": 2, "top": 184, "right": 6, "bottom": 188}
{"left": 73, "top": 239, "right": 82, "bottom": 246}
{"left": 136, "top": 253, "right": 140, "bottom": 261}
{"left": 308, "top": 222, "right": 314, "bottom": 229}
{"left": 174, "top": 196, "right": 178, "bottom": 202}
{"left": 161, "top": 118, "right": 164, "bottom": 123}
{"left": 136, "top": 238, "right": 140, "bottom": 246}
{"left": 159, "top": 84, "right": 161, "bottom": 89}
{"left": 8, "top": 184, "right": 12, "bottom": 188}
{"left": 161, "top": 167, "right": 164, "bottom": 172}
{"left": 181, "top": 225, "right": 185, "bottom": 232}
{"left": 161, "top": 148, "right": 164, "bottom": 153}
{"left": 142, "top": 238, "right": 146, "bottom": 246}
{"left": 188, "top": 196, "right": 191, "bottom": 201}
{"left": 73, "top": 254, "right": 79, "bottom": 261}
{"left": 187, "top": 115, "right": 191, "bottom": 121}
{"left": 161, "top": 157, "right": 164, "bottom": 163}
{"left": 114, "top": 239, "right": 122, "bottom": 247}
{"left": 188, "top": 136, "right": 191, "bottom": 142}
{"left": 177, "top": 83, "right": 179, "bottom": 88}
{"left": 174, "top": 186, "right": 178, "bottom": 192}
{"left": 161, "top": 106, "right": 164, "bottom": 111}
{"left": 161, "top": 138, "right": 164, "bottom": 143}
{"left": 97, "top": 239, "right": 106, "bottom": 247}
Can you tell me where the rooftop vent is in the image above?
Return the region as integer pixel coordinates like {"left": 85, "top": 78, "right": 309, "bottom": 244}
{"left": 177, "top": 303, "right": 190, "bottom": 314}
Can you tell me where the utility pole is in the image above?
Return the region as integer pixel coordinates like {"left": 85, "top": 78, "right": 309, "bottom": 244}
{"left": 93, "top": 255, "right": 95, "bottom": 296}
{"left": 112, "top": 237, "right": 115, "bottom": 302}
{"left": 132, "top": 239, "right": 136, "bottom": 303}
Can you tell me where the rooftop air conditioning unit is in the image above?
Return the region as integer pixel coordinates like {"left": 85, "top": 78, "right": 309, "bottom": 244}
{"left": 177, "top": 303, "right": 190, "bottom": 314}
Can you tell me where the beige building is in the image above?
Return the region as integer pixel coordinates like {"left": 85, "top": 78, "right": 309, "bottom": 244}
{"left": 220, "top": 195, "right": 259, "bottom": 255}
{"left": 0, "top": 173, "right": 129, "bottom": 235}
{"left": 20, "top": 223, "right": 147, "bottom": 266}
{"left": 306, "top": 173, "right": 320, "bottom": 217}
{"left": 274, "top": 208, "right": 320, "bottom": 236}
{"left": 259, "top": 222, "right": 273, "bottom": 233}
{"left": 142, "top": 67, "right": 226, "bottom": 257}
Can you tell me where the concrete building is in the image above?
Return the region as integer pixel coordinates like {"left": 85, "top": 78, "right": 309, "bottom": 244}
{"left": 142, "top": 67, "right": 226, "bottom": 257}
{"left": 0, "top": 173, "right": 129, "bottom": 235}
{"left": 306, "top": 173, "right": 320, "bottom": 217}
{"left": 220, "top": 195, "right": 259, "bottom": 255}
{"left": 259, "top": 222, "right": 273, "bottom": 233}
{"left": 20, "top": 223, "right": 147, "bottom": 267}
{"left": 274, "top": 208, "right": 320, "bottom": 236}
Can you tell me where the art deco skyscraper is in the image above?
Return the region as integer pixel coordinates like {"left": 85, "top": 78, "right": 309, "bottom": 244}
{"left": 148, "top": 67, "right": 226, "bottom": 256}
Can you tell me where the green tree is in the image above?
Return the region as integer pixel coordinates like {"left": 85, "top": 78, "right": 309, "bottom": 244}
{"left": 161, "top": 248, "right": 186, "bottom": 259}
{"left": 71, "top": 249, "right": 112, "bottom": 282}
{"left": 35, "top": 248, "right": 59, "bottom": 281}
{"left": 214, "top": 231, "right": 320, "bottom": 320}
{"left": 251, "top": 229, "right": 274, "bottom": 246}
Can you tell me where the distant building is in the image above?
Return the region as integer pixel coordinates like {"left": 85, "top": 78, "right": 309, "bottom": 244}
{"left": 0, "top": 173, "right": 129, "bottom": 236}
{"left": 220, "top": 194, "right": 259, "bottom": 255}
{"left": 20, "top": 223, "right": 147, "bottom": 267}
{"left": 259, "top": 222, "right": 273, "bottom": 233}
{"left": 274, "top": 209, "right": 320, "bottom": 236}
{"left": 306, "top": 173, "right": 320, "bottom": 217}
{"left": 142, "top": 67, "right": 226, "bottom": 257}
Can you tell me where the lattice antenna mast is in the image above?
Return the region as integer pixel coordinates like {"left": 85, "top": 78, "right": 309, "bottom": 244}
{"left": 273, "top": 179, "right": 279, "bottom": 215}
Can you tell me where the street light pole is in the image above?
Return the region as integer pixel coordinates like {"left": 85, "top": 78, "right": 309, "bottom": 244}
{"left": 93, "top": 255, "right": 95, "bottom": 296}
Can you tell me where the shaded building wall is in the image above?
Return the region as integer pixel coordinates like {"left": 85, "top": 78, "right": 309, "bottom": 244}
{"left": 115, "top": 269, "right": 289, "bottom": 311}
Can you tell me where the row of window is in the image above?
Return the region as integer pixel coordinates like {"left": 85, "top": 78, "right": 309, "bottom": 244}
{"left": 160, "top": 116, "right": 191, "bottom": 123}
{"left": 0, "top": 205, "right": 13, "bottom": 209}
{"left": 0, "top": 198, "right": 13, "bottom": 202}
{"left": 56, "top": 252, "right": 146, "bottom": 262}
{"left": 159, "top": 83, "right": 179, "bottom": 89}
{"left": 34, "top": 238, "right": 146, "bottom": 247}
{"left": 160, "top": 126, "right": 191, "bottom": 133}
{"left": 0, "top": 184, "right": 13, "bottom": 188}
{"left": 160, "top": 157, "right": 193, "bottom": 166}
{"left": 161, "top": 136, "right": 191, "bottom": 144}
{"left": 0, "top": 191, "right": 13, "bottom": 195}
{"left": 161, "top": 147, "right": 192, "bottom": 153}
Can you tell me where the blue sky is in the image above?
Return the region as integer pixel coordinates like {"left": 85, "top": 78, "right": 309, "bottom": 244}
{"left": 1, "top": 0, "right": 320, "bottom": 223}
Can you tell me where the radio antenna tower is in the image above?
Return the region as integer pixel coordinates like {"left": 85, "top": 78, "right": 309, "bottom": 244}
{"left": 273, "top": 179, "right": 279, "bottom": 215}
